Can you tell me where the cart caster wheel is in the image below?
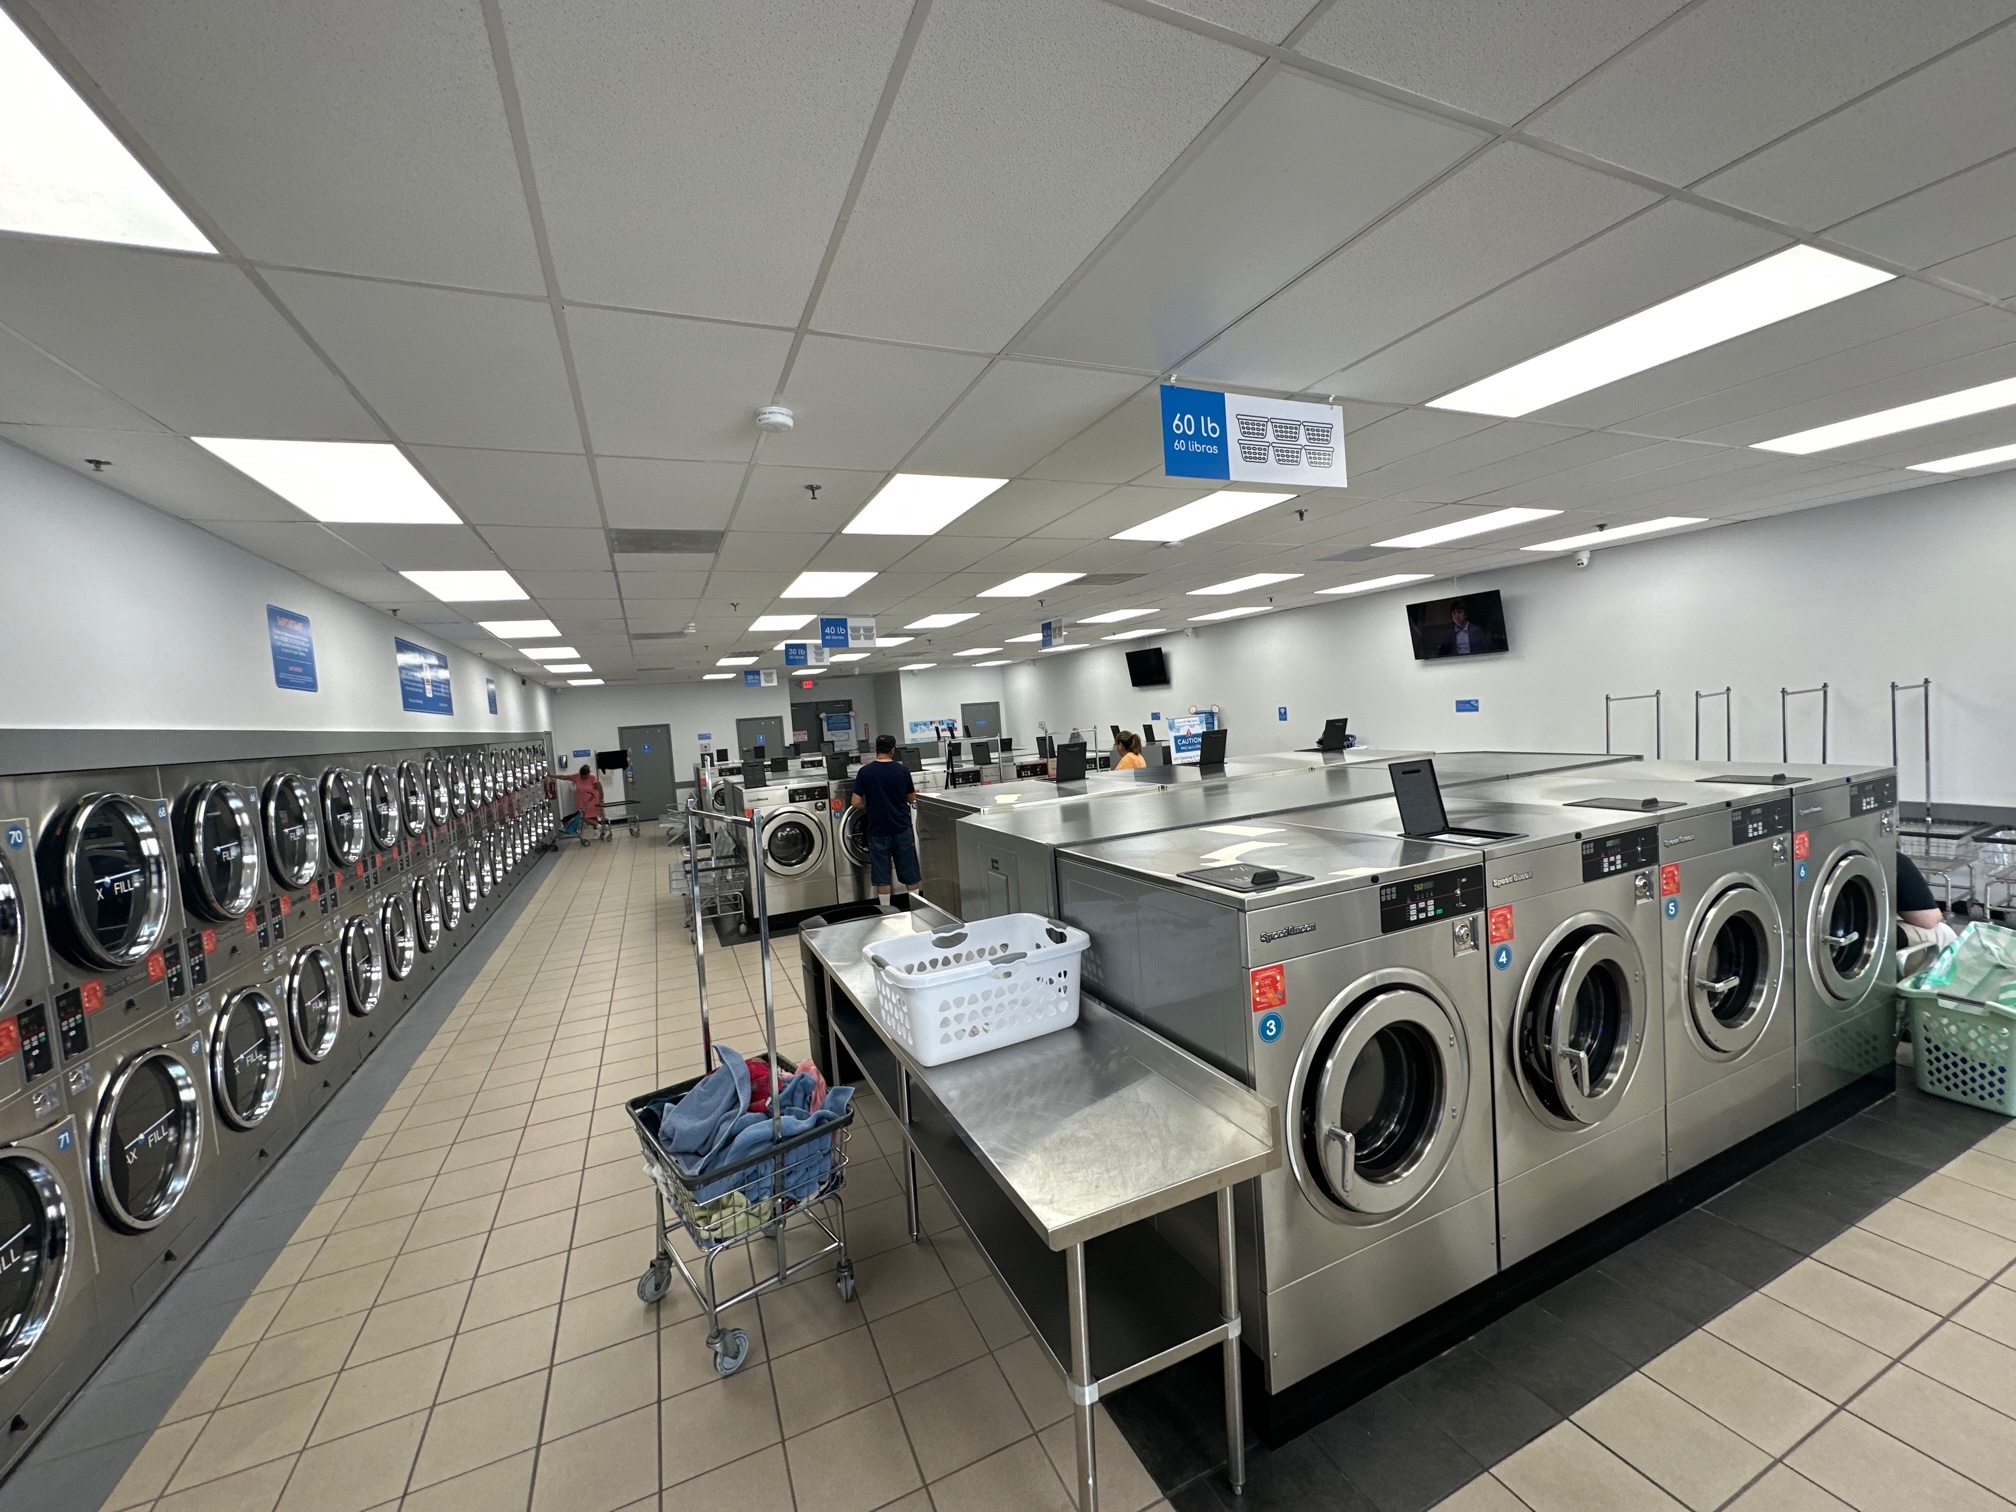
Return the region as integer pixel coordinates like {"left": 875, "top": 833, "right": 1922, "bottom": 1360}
{"left": 736, "top": 923, "right": 750, "bottom": 938}
{"left": 836, "top": 1263, "right": 856, "bottom": 1303}
{"left": 637, "top": 1257, "right": 672, "bottom": 1304}
{"left": 711, "top": 1328, "right": 750, "bottom": 1376}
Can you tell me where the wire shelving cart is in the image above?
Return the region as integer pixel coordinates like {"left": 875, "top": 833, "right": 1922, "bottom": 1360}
{"left": 630, "top": 804, "right": 855, "bottom": 1376}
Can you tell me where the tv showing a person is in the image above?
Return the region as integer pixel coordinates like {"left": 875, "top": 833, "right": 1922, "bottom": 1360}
{"left": 1406, "top": 590, "right": 1510, "bottom": 660}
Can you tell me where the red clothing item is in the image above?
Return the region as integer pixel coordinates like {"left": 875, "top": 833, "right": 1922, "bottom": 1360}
{"left": 571, "top": 771, "right": 604, "bottom": 823}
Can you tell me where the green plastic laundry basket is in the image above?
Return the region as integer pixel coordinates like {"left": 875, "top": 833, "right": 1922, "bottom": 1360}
{"left": 1898, "top": 922, "right": 2016, "bottom": 1115}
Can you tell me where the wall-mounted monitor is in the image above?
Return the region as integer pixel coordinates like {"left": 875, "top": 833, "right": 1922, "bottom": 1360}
{"left": 1405, "top": 589, "right": 1509, "bottom": 660}
{"left": 1125, "top": 647, "right": 1170, "bottom": 688}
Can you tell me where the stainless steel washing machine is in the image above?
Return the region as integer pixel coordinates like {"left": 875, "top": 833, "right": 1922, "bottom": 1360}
{"left": 731, "top": 778, "right": 841, "bottom": 917}
{"left": 1056, "top": 823, "right": 1496, "bottom": 1391}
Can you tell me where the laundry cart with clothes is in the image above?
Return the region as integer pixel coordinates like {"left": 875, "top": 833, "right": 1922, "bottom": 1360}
{"left": 628, "top": 1043, "right": 855, "bottom": 1376}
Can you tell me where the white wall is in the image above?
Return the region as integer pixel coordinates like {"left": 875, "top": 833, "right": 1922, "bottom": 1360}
{"left": 0, "top": 438, "right": 549, "bottom": 737}
{"left": 1004, "top": 472, "right": 2014, "bottom": 809}
{"left": 894, "top": 665, "right": 1010, "bottom": 739}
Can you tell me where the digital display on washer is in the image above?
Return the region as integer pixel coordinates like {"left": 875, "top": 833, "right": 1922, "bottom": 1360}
{"left": 1379, "top": 865, "right": 1484, "bottom": 934}
{"left": 1731, "top": 796, "right": 1793, "bottom": 845}
{"left": 1850, "top": 775, "right": 1898, "bottom": 815}
{"left": 16, "top": 1007, "right": 51, "bottom": 1083}
{"left": 786, "top": 786, "right": 828, "bottom": 804}
{"left": 1582, "top": 826, "right": 1658, "bottom": 882}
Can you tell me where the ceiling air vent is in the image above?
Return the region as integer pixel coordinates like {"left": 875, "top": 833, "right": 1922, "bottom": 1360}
{"left": 607, "top": 529, "right": 723, "bottom": 556}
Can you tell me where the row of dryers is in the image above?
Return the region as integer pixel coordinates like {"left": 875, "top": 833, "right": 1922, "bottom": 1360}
{"left": 0, "top": 738, "right": 555, "bottom": 1474}
{"left": 939, "top": 749, "right": 1898, "bottom": 1394}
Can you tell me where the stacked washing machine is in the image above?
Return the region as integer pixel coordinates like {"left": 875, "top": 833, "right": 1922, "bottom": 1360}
{"left": 0, "top": 735, "right": 552, "bottom": 1474}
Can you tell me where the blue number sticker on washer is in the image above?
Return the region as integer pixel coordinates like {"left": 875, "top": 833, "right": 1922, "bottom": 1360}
{"left": 56, "top": 1129, "right": 71, "bottom": 1153}
{"left": 1257, "top": 1012, "right": 1283, "bottom": 1044}
{"left": 1664, "top": 897, "right": 1680, "bottom": 919}
{"left": 1492, "top": 944, "right": 1513, "bottom": 971}
{"left": 4, "top": 825, "right": 21, "bottom": 849}
{"left": 1796, "top": 860, "right": 1809, "bottom": 882}
{"left": 189, "top": 1038, "right": 203, "bottom": 1058}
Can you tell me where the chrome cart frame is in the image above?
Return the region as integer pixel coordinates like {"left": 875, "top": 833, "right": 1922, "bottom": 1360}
{"left": 631, "top": 805, "right": 855, "bottom": 1375}
{"left": 667, "top": 814, "right": 749, "bottom": 937}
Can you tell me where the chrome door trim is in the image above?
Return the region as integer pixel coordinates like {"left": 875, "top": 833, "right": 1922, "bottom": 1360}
{"left": 0, "top": 1152, "right": 68, "bottom": 1381}
{"left": 262, "top": 772, "right": 322, "bottom": 888}
{"left": 380, "top": 894, "right": 416, "bottom": 980}
{"left": 1810, "top": 847, "right": 1887, "bottom": 1007}
{"left": 320, "top": 768, "right": 367, "bottom": 868}
{"left": 412, "top": 876, "right": 443, "bottom": 952}
{"left": 92, "top": 1049, "right": 201, "bottom": 1233}
{"left": 341, "top": 916, "right": 384, "bottom": 1015}
{"left": 1513, "top": 910, "right": 1648, "bottom": 1131}
{"left": 55, "top": 794, "right": 172, "bottom": 969}
{"left": 286, "top": 946, "right": 342, "bottom": 1063}
{"left": 0, "top": 850, "right": 25, "bottom": 1010}
{"left": 1686, "top": 876, "right": 1784, "bottom": 1057}
{"left": 181, "top": 781, "right": 262, "bottom": 920}
{"left": 209, "top": 988, "right": 284, "bottom": 1130}
{"left": 364, "top": 765, "right": 402, "bottom": 849}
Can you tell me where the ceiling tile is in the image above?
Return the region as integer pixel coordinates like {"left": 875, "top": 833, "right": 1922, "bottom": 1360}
{"left": 1829, "top": 150, "right": 2016, "bottom": 269}
{"left": 734, "top": 465, "right": 882, "bottom": 533}
{"left": 1697, "top": 27, "right": 2016, "bottom": 230}
{"left": 1931, "top": 236, "right": 2016, "bottom": 301}
{"left": 1185, "top": 144, "right": 1658, "bottom": 392}
{"left": 1015, "top": 72, "right": 1480, "bottom": 371}
{"left": 517, "top": 568, "right": 620, "bottom": 597}
{"left": 480, "top": 526, "right": 612, "bottom": 571}
{"left": 1023, "top": 387, "right": 1167, "bottom": 484}
{"left": 1525, "top": 0, "right": 2015, "bottom": 186}
{"left": 0, "top": 240, "right": 380, "bottom": 437}
{"left": 813, "top": 0, "right": 1258, "bottom": 348}
{"left": 0, "top": 325, "right": 165, "bottom": 431}
{"left": 567, "top": 308, "right": 792, "bottom": 460}
{"left": 762, "top": 336, "right": 985, "bottom": 470}
{"left": 1153, "top": 1, "right": 1320, "bottom": 44}
{"left": 299, "top": 566, "right": 433, "bottom": 604}
{"left": 0, "top": 426, "right": 301, "bottom": 522}
{"left": 1295, "top": 0, "right": 1686, "bottom": 123}
{"left": 596, "top": 456, "right": 745, "bottom": 529}
{"left": 408, "top": 446, "right": 601, "bottom": 527}
{"left": 203, "top": 521, "right": 385, "bottom": 574}
{"left": 941, "top": 478, "right": 1112, "bottom": 538}
{"left": 28, "top": 0, "right": 544, "bottom": 291}
{"left": 264, "top": 272, "right": 579, "bottom": 451}
{"left": 904, "top": 363, "right": 1146, "bottom": 476}
{"left": 501, "top": 0, "right": 911, "bottom": 323}
{"left": 710, "top": 532, "right": 828, "bottom": 572}
{"left": 330, "top": 524, "right": 505, "bottom": 570}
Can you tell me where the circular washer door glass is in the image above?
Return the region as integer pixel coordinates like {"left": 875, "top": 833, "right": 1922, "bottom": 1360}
{"left": 0, "top": 1157, "right": 65, "bottom": 1382}
{"left": 96, "top": 1052, "right": 198, "bottom": 1231}
{"left": 184, "top": 782, "right": 260, "bottom": 920}
{"left": 449, "top": 759, "right": 469, "bottom": 817}
{"left": 263, "top": 774, "right": 321, "bottom": 888}
{"left": 398, "top": 763, "right": 427, "bottom": 836}
{"left": 211, "top": 990, "right": 284, "bottom": 1129}
{"left": 380, "top": 894, "right": 416, "bottom": 980}
{"left": 364, "top": 766, "right": 401, "bottom": 849}
{"left": 1518, "top": 927, "right": 1639, "bottom": 1126}
{"left": 424, "top": 758, "right": 451, "bottom": 826}
{"left": 460, "top": 855, "right": 479, "bottom": 910}
{"left": 765, "top": 817, "right": 821, "bottom": 873}
{"left": 0, "top": 851, "right": 25, "bottom": 1011}
{"left": 342, "top": 917, "right": 383, "bottom": 1014}
{"left": 288, "top": 948, "right": 342, "bottom": 1062}
{"left": 413, "top": 878, "right": 442, "bottom": 952}
{"left": 438, "top": 868, "right": 463, "bottom": 931}
{"left": 55, "top": 795, "right": 170, "bottom": 969}
{"left": 321, "top": 769, "right": 367, "bottom": 867}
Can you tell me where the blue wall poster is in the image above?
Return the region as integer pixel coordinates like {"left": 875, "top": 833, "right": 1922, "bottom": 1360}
{"left": 395, "top": 637, "right": 454, "bottom": 715}
{"left": 1161, "top": 383, "right": 1347, "bottom": 487}
{"left": 266, "top": 605, "right": 317, "bottom": 692}
{"left": 486, "top": 678, "right": 498, "bottom": 715}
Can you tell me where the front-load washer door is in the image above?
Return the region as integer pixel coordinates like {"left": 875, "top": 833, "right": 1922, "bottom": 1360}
{"left": 210, "top": 989, "right": 285, "bottom": 1129}
{"left": 263, "top": 773, "right": 322, "bottom": 889}
{"left": 762, "top": 811, "right": 828, "bottom": 878}
{"left": 1687, "top": 881, "right": 1784, "bottom": 1056}
{"left": 412, "top": 877, "right": 443, "bottom": 953}
{"left": 478, "top": 841, "right": 495, "bottom": 895}
{"left": 180, "top": 781, "right": 261, "bottom": 921}
{"left": 380, "top": 894, "right": 416, "bottom": 981}
{"left": 0, "top": 1152, "right": 69, "bottom": 1381}
{"left": 1289, "top": 980, "right": 1468, "bottom": 1222}
{"left": 1810, "top": 848, "right": 1888, "bottom": 1008}
{"left": 838, "top": 807, "right": 871, "bottom": 870}
{"left": 287, "top": 946, "right": 342, "bottom": 1063}
{"left": 1516, "top": 919, "right": 1646, "bottom": 1128}
{"left": 437, "top": 866, "right": 463, "bottom": 931}
{"left": 397, "top": 762, "right": 427, "bottom": 837}
{"left": 459, "top": 854, "right": 479, "bottom": 911}
{"left": 364, "top": 765, "right": 402, "bottom": 850}
{"left": 45, "top": 794, "right": 172, "bottom": 970}
{"left": 424, "top": 757, "right": 451, "bottom": 828}
{"left": 449, "top": 758, "right": 469, "bottom": 818}
{"left": 93, "top": 1049, "right": 201, "bottom": 1233}
{"left": 320, "top": 769, "right": 367, "bottom": 868}
{"left": 341, "top": 916, "right": 384, "bottom": 1014}
{"left": 0, "top": 850, "right": 22, "bottom": 1010}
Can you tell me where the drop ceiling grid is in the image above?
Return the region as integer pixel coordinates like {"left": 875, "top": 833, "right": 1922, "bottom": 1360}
{"left": 5, "top": 0, "right": 2016, "bottom": 681}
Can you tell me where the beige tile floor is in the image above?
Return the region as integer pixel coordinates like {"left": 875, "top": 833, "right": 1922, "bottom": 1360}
{"left": 93, "top": 837, "right": 1167, "bottom": 1512}
{"left": 1429, "top": 1121, "right": 2016, "bottom": 1511}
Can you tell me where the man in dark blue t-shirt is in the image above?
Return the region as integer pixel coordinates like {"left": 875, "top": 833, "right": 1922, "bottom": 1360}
{"left": 849, "top": 734, "right": 920, "bottom": 901}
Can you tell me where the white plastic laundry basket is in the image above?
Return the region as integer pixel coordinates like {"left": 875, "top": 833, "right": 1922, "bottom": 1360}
{"left": 862, "top": 915, "right": 1090, "bottom": 1067}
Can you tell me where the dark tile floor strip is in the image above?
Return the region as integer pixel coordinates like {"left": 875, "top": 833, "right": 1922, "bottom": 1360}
{"left": 0, "top": 852, "right": 557, "bottom": 1512}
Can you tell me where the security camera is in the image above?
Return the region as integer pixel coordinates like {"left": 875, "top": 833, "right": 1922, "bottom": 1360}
{"left": 1574, "top": 549, "right": 1592, "bottom": 569}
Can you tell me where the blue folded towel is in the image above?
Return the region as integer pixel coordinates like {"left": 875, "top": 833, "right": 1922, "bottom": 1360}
{"left": 657, "top": 1045, "right": 750, "bottom": 1166}
{"left": 690, "top": 1085, "right": 855, "bottom": 1205}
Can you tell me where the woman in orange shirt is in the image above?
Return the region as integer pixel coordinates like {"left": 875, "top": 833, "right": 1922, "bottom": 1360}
{"left": 1113, "top": 732, "right": 1147, "bottom": 770}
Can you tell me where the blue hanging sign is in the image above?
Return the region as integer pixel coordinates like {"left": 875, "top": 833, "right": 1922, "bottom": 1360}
{"left": 395, "top": 637, "right": 453, "bottom": 715}
{"left": 486, "top": 678, "right": 498, "bottom": 715}
{"left": 1161, "top": 384, "right": 1346, "bottom": 486}
{"left": 266, "top": 605, "right": 317, "bottom": 693}
{"left": 819, "top": 616, "right": 849, "bottom": 648}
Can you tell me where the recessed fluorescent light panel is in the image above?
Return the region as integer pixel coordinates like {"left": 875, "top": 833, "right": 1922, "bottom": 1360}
{"left": 900, "top": 663, "right": 938, "bottom": 671}
{"left": 716, "top": 656, "right": 757, "bottom": 667}
{"left": 1112, "top": 490, "right": 1295, "bottom": 543}
{"left": 869, "top": 635, "right": 913, "bottom": 646}
{"left": 1911, "top": 441, "right": 2016, "bottom": 474}
{"left": 1188, "top": 572, "right": 1302, "bottom": 596}
{"left": 780, "top": 570, "right": 877, "bottom": 598}
{"left": 1430, "top": 247, "right": 1892, "bottom": 418}
{"left": 1522, "top": 517, "right": 1706, "bottom": 552}
{"left": 520, "top": 646, "right": 580, "bottom": 660}
{"left": 1039, "top": 643, "right": 1088, "bottom": 653}
{"left": 567, "top": 678, "right": 604, "bottom": 686}
{"left": 1005, "top": 633, "right": 1045, "bottom": 644}
{"left": 955, "top": 648, "right": 1002, "bottom": 657}
{"left": 545, "top": 663, "right": 593, "bottom": 674}
{"left": 904, "top": 613, "right": 976, "bottom": 630}
{"left": 844, "top": 474, "right": 1007, "bottom": 536}
{"left": 1078, "top": 608, "right": 1158, "bottom": 624}
{"left": 702, "top": 673, "right": 735, "bottom": 680}
{"left": 1375, "top": 507, "right": 1560, "bottom": 549}
{"left": 195, "top": 438, "right": 460, "bottom": 524}
{"left": 480, "top": 619, "right": 560, "bottom": 639}
{"left": 973, "top": 660, "right": 1011, "bottom": 667}
{"left": 828, "top": 652, "right": 871, "bottom": 662}
{"left": 1189, "top": 606, "right": 1270, "bottom": 622}
{"left": 400, "top": 570, "right": 527, "bottom": 602}
{"left": 1103, "top": 628, "right": 1167, "bottom": 640}
{"left": 979, "top": 572, "right": 1084, "bottom": 598}
{"left": 1757, "top": 375, "right": 2016, "bottom": 455}
{"left": 749, "top": 614, "right": 814, "bottom": 632}
{"left": 1317, "top": 573, "right": 1433, "bottom": 596}
{"left": 0, "top": 11, "right": 216, "bottom": 252}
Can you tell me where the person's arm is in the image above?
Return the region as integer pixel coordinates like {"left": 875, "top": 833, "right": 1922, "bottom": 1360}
{"left": 850, "top": 791, "right": 864, "bottom": 810}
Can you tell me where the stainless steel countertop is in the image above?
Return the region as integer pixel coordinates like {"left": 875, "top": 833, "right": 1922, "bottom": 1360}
{"left": 801, "top": 912, "right": 1281, "bottom": 1250}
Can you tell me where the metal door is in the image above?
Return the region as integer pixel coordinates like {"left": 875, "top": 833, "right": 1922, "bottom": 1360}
{"left": 735, "top": 716, "right": 785, "bottom": 760}
{"left": 1809, "top": 845, "right": 1888, "bottom": 1008}
{"left": 762, "top": 810, "right": 828, "bottom": 878}
{"left": 1514, "top": 915, "right": 1647, "bottom": 1127}
{"left": 1686, "top": 878, "right": 1783, "bottom": 1055}
{"left": 960, "top": 702, "right": 1003, "bottom": 742}
{"left": 615, "top": 724, "right": 675, "bottom": 821}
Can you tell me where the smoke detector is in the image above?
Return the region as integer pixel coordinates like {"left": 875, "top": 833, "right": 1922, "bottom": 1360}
{"left": 755, "top": 405, "right": 795, "bottom": 433}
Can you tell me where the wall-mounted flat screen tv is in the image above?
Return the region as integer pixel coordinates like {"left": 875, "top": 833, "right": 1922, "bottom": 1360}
{"left": 1125, "top": 647, "right": 1170, "bottom": 688}
{"left": 1406, "top": 590, "right": 1509, "bottom": 660}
